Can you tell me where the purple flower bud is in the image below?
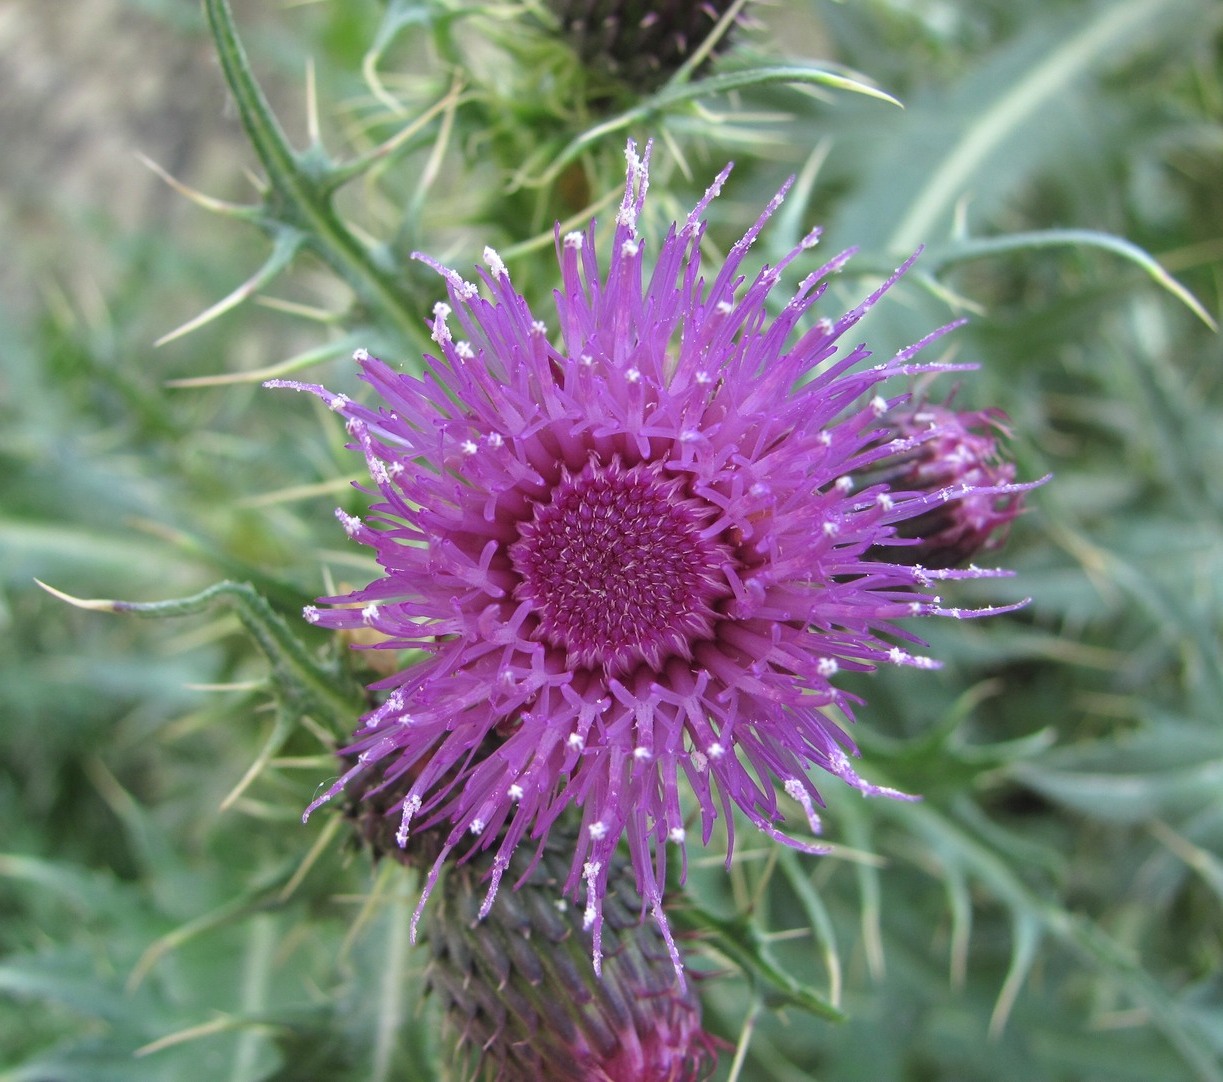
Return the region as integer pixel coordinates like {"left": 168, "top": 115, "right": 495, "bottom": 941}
{"left": 546, "top": 0, "right": 746, "bottom": 90}
{"left": 862, "top": 402, "right": 1032, "bottom": 569}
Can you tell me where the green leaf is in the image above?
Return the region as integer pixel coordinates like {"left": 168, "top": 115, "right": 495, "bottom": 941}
{"left": 676, "top": 900, "right": 846, "bottom": 1022}
{"left": 828, "top": 0, "right": 1209, "bottom": 254}
{"left": 39, "top": 580, "right": 364, "bottom": 732}
{"left": 534, "top": 62, "right": 900, "bottom": 187}
{"left": 925, "top": 229, "right": 1216, "bottom": 329}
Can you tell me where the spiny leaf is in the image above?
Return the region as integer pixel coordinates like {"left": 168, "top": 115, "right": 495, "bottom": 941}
{"left": 828, "top": 0, "right": 1206, "bottom": 254}
{"left": 883, "top": 798, "right": 1223, "bottom": 1082}
{"left": 532, "top": 62, "right": 900, "bottom": 187}
{"left": 37, "top": 580, "right": 363, "bottom": 731}
{"left": 155, "top": 229, "right": 306, "bottom": 347}
{"left": 886, "top": 0, "right": 1201, "bottom": 252}
{"left": 166, "top": 332, "right": 371, "bottom": 388}
{"left": 925, "top": 229, "right": 1216, "bottom": 330}
{"left": 676, "top": 901, "right": 846, "bottom": 1022}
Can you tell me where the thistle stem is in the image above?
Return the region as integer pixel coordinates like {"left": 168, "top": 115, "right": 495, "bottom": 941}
{"left": 204, "top": 0, "right": 421, "bottom": 343}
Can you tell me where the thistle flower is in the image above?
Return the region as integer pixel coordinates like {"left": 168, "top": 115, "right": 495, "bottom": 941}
{"left": 270, "top": 140, "right": 1031, "bottom": 977}
{"left": 862, "top": 401, "right": 1029, "bottom": 569}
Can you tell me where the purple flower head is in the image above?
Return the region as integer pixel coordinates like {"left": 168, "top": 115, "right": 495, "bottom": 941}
{"left": 269, "top": 140, "right": 1032, "bottom": 980}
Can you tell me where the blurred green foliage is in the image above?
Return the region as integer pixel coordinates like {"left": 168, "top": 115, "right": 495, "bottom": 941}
{"left": 2, "top": 0, "right": 1221, "bottom": 1079}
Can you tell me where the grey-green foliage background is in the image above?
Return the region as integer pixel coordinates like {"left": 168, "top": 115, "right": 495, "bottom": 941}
{"left": 2, "top": 0, "right": 1221, "bottom": 1078}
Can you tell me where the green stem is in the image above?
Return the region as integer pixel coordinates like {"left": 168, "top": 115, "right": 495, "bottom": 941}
{"left": 676, "top": 902, "right": 845, "bottom": 1021}
{"left": 111, "top": 580, "right": 363, "bottom": 731}
{"left": 203, "top": 0, "right": 420, "bottom": 343}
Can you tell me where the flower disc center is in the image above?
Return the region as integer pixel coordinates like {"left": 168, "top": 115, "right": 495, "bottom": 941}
{"left": 510, "top": 458, "right": 727, "bottom": 672}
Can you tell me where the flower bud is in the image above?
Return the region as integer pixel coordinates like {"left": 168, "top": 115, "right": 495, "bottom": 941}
{"left": 545, "top": 0, "right": 746, "bottom": 91}
{"left": 866, "top": 403, "right": 1027, "bottom": 569}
